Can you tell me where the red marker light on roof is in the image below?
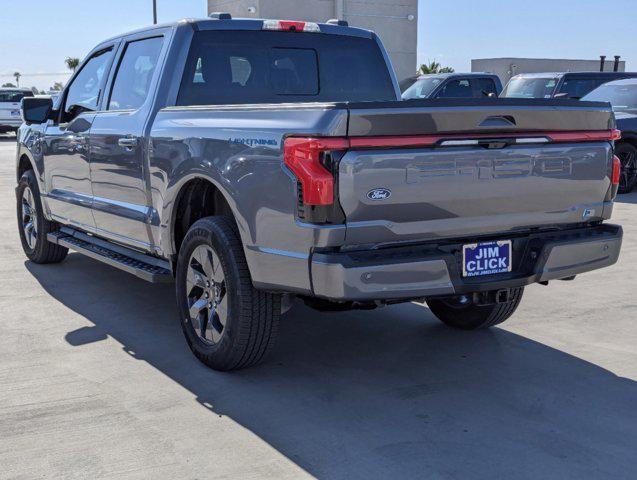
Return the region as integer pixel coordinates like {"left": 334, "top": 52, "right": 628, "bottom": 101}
{"left": 262, "top": 19, "right": 321, "bottom": 32}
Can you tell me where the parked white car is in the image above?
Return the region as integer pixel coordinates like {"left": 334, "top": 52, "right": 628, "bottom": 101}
{"left": 0, "top": 88, "right": 34, "bottom": 134}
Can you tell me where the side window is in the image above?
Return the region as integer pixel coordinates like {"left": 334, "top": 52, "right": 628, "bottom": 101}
{"left": 108, "top": 37, "right": 163, "bottom": 111}
{"left": 437, "top": 79, "right": 473, "bottom": 98}
{"left": 62, "top": 48, "right": 113, "bottom": 121}
{"left": 474, "top": 78, "right": 497, "bottom": 97}
{"left": 558, "top": 77, "right": 596, "bottom": 99}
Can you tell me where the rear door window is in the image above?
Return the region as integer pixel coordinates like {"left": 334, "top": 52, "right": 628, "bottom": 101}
{"left": 177, "top": 30, "right": 395, "bottom": 105}
{"left": 108, "top": 36, "right": 163, "bottom": 111}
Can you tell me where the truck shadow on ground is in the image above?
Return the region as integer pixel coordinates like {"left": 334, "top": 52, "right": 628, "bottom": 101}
{"left": 616, "top": 190, "right": 637, "bottom": 204}
{"left": 26, "top": 255, "right": 637, "bottom": 479}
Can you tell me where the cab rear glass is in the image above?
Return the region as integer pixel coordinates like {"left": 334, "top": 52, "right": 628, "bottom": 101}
{"left": 177, "top": 30, "right": 396, "bottom": 105}
{"left": 0, "top": 90, "right": 34, "bottom": 102}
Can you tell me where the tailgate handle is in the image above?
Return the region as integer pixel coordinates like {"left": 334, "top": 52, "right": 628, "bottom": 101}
{"left": 479, "top": 115, "right": 516, "bottom": 127}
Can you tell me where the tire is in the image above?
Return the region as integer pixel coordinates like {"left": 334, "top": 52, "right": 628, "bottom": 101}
{"left": 175, "top": 216, "right": 280, "bottom": 371}
{"left": 427, "top": 287, "right": 524, "bottom": 330}
{"left": 16, "top": 170, "right": 68, "bottom": 264}
{"left": 616, "top": 142, "right": 637, "bottom": 194}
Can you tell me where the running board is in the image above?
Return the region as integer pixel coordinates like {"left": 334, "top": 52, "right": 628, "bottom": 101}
{"left": 47, "top": 228, "right": 173, "bottom": 283}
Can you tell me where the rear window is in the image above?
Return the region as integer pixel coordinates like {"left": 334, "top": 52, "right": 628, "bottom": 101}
{"left": 558, "top": 76, "right": 604, "bottom": 99}
{"left": 501, "top": 77, "right": 557, "bottom": 98}
{"left": 177, "top": 30, "right": 396, "bottom": 105}
{"left": 0, "top": 90, "right": 33, "bottom": 102}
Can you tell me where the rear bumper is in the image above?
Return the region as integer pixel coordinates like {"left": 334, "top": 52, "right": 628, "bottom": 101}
{"left": 310, "top": 224, "right": 622, "bottom": 301}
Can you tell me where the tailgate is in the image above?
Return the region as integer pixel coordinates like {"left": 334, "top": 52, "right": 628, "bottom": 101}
{"left": 0, "top": 102, "right": 21, "bottom": 121}
{"left": 339, "top": 99, "right": 616, "bottom": 245}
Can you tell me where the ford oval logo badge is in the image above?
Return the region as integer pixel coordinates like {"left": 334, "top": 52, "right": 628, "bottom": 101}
{"left": 367, "top": 188, "right": 391, "bottom": 200}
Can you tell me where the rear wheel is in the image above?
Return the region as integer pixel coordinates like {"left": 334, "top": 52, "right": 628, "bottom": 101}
{"left": 426, "top": 287, "right": 524, "bottom": 330}
{"left": 176, "top": 216, "right": 280, "bottom": 371}
{"left": 16, "top": 170, "right": 68, "bottom": 264}
{"left": 616, "top": 142, "right": 637, "bottom": 193}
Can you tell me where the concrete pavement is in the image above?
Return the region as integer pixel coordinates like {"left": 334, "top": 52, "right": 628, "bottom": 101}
{"left": 0, "top": 133, "right": 636, "bottom": 479}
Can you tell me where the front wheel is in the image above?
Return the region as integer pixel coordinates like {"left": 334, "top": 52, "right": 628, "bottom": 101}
{"left": 16, "top": 170, "right": 68, "bottom": 264}
{"left": 175, "top": 216, "right": 280, "bottom": 371}
{"left": 426, "top": 287, "right": 524, "bottom": 330}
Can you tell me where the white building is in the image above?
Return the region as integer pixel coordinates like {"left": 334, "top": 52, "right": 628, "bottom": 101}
{"left": 207, "top": 0, "right": 418, "bottom": 81}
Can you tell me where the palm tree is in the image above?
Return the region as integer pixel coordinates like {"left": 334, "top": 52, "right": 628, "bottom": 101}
{"left": 418, "top": 61, "right": 455, "bottom": 75}
{"left": 65, "top": 57, "right": 80, "bottom": 72}
{"left": 13, "top": 72, "right": 21, "bottom": 87}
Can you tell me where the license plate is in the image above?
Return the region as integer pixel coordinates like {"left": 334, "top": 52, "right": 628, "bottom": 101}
{"left": 11, "top": 110, "right": 20, "bottom": 116}
{"left": 462, "top": 240, "right": 512, "bottom": 277}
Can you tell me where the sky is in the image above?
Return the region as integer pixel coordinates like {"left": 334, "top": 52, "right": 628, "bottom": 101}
{"left": 1, "top": 0, "right": 636, "bottom": 91}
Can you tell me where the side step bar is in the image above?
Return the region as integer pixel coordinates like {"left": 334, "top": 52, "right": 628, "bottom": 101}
{"left": 47, "top": 228, "right": 173, "bottom": 283}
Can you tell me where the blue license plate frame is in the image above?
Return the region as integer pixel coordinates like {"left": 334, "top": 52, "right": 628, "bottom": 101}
{"left": 462, "top": 240, "right": 512, "bottom": 278}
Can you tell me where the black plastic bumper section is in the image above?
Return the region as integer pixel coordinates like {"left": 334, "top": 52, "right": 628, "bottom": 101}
{"left": 310, "top": 224, "right": 623, "bottom": 301}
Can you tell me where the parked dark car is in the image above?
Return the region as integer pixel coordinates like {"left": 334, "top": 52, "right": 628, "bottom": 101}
{"left": 583, "top": 78, "right": 637, "bottom": 192}
{"left": 401, "top": 73, "right": 502, "bottom": 99}
{"left": 501, "top": 72, "right": 637, "bottom": 100}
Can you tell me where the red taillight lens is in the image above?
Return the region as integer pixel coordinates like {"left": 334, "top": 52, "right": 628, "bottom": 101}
{"left": 284, "top": 137, "right": 349, "bottom": 205}
{"left": 612, "top": 155, "right": 621, "bottom": 186}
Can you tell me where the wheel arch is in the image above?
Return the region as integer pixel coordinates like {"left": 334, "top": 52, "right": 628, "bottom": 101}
{"left": 168, "top": 175, "right": 245, "bottom": 258}
{"left": 17, "top": 153, "right": 35, "bottom": 182}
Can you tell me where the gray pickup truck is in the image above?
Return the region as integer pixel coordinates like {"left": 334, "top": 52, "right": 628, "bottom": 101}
{"left": 17, "top": 15, "right": 623, "bottom": 371}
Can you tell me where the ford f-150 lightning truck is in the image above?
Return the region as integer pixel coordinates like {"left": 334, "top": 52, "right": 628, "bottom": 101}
{"left": 16, "top": 15, "right": 623, "bottom": 370}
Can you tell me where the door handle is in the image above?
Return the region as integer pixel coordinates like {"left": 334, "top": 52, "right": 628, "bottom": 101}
{"left": 67, "top": 133, "right": 86, "bottom": 144}
{"left": 118, "top": 136, "right": 138, "bottom": 149}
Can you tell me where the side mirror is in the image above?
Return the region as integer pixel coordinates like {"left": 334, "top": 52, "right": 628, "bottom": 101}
{"left": 22, "top": 97, "right": 53, "bottom": 125}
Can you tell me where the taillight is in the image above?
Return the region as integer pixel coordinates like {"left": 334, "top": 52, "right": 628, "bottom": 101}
{"left": 284, "top": 137, "right": 348, "bottom": 205}
{"left": 612, "top": 155, "right": 621, "bottom": 186}
{"left": 263, "top": 19, "right": 321, "bottom": 32}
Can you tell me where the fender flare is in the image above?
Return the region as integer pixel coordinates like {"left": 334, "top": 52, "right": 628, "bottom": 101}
{"left": 162, "top": 172, "right": 251, "bottom": 257}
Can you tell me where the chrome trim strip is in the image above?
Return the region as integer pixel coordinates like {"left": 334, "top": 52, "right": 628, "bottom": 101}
{"left": 516, "top": 137, "right": 549, "bottom": 144}
{"left": 439, "top": 139, "right": 480, "bottom": 146}
{"left": 248, "top": 245, "right": 310, "bottom": 260}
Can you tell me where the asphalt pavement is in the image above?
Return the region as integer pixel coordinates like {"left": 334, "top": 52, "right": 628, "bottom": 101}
{"left": 1, "top": 133, "right": 635, "bottom": 479}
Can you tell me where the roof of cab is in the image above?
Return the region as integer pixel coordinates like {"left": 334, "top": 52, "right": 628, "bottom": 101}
{"left": 416, "top": 72, "right": 499, "bottom": 79}
{"left": 513, "top": 71, "right": 637, "bottom": 79}
{"left": 99, "top": 16, "right": 373, "bottom": 44}
{"left": 598, "top": 77, "right": 637, "bottom": 86}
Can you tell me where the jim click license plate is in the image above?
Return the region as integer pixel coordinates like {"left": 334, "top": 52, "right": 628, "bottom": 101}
{"left": 462, "top": 240, "right": 512, "bottom": 277}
